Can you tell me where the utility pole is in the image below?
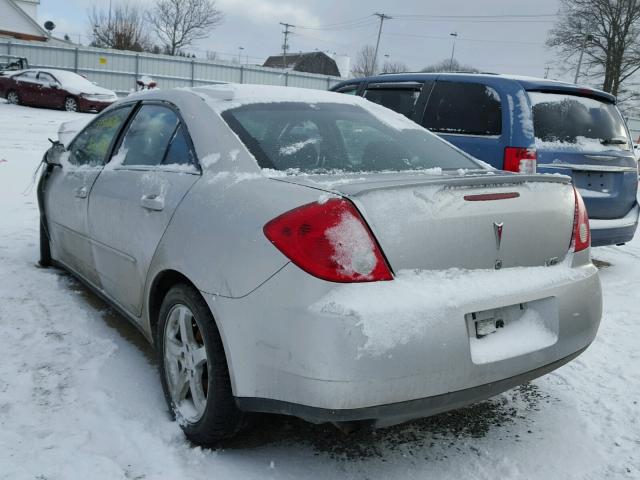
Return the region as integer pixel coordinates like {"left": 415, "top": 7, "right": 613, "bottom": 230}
{"left": 574, "top": 31, "right": 593, "bottom": 84}
{"left": 279, "top": 22, "right": 294, "bottom": 70}
{"left": 544, "top": 66, "right": 550, "bottom": 79}
{"left": 449, "top": 32, "right": 458, "bottom": 71}
{"left": 372, "top": 13, "right": 391, "bottom": 75}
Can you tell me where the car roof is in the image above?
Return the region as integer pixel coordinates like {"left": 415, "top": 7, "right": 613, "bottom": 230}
{"left": 126, "top": 83, "right": 375, "bottom": 112}
{"left": 335, "top": 72, "right": 616, "bottom": 103}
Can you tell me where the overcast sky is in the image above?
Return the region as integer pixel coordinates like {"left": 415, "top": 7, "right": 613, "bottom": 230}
{"left": 38, "top": 0, "right": 568, "bottom": 79}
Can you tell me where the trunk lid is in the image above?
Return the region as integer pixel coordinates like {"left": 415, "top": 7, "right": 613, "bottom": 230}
{"left": 273, "top": 171, "right": 575, "bottom": 271}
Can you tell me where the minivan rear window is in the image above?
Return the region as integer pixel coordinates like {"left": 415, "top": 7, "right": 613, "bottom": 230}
{"left": 529, "top": 92, "right": 630, "bottom": 151}
{"left": 221, "top": 102, "right": 480, "bottom": 174}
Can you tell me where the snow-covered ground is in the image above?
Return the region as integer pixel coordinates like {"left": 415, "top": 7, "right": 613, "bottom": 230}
{"left": 0, "top": 100, "right": 638, "bottom": 480}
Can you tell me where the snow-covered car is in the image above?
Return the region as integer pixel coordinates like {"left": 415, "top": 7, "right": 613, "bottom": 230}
{"left": 0, "top": 68, "right": 117, "bottom": 113}
{"left": 37, "top": 85, "right": 602, "bottom": 445}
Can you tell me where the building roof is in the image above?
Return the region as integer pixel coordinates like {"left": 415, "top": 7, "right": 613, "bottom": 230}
{"left": 0, "top": 0, "right": 48, "bottom": 41}
{"left": 263, "top": 51, "right": 340, "bottom": 77}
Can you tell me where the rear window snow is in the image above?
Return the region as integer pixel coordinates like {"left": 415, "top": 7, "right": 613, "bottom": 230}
{"left": 529, "top": 92, "right": 630, "bottom": 151}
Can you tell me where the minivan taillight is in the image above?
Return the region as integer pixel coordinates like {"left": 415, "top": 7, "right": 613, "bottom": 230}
{"left": 504, "top": 147, "right": 537, "bottom": 174}
{"left": 572, "top": 187, "right": 590, "bottom": 252}
{"left": 263, "top": 199, "right": 393, "bottom": 283}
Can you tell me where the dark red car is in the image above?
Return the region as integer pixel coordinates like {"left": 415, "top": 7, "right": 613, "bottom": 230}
{"left": 0, "top": 68, "right": 118, "bottom": 113}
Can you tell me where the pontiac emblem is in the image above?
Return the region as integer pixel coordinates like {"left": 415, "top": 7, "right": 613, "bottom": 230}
{"left": 493, "top": 222, "right": 504, "bottom": 250}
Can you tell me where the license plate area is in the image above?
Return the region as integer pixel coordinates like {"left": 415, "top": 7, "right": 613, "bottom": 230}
{"left": 466, "top": 298, "right": 559, "bottom": 364}
{"left": 469, "top": 308, "right": 513, "bottom": 338}
{"left": 573, "top": 170, "right": 616, "bottom": 193}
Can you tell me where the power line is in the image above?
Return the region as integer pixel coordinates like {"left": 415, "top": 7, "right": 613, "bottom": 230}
{"left": 385, "top": 31, "right": 544, "bottom": 46}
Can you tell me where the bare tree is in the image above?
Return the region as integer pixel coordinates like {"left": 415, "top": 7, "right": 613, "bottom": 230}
{"left": 88, "top": 3, "right": 150, "bottom": 52}
{"left": 381, "top": 60, "right": 409, "bottom": 74}
{"left": 148, "top": 0, "right": 223, "bottom": 56}
{"left": 351, "top": 45, "right": 377, "bottom": 77}
{"left": 420, "top": 58, "right": 478, "bottom": 73}
{"left": 547, "top": 0, "right": 640, "bottom": 96}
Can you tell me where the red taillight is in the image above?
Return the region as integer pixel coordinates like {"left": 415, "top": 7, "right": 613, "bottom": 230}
{"left": 504, "top": 147, "right": 537, "bottom": 174}
{"left": 572, "top": 187, "right": 590, "bottom": 252}
{"left": 263, "top": 198, "right": 393, "bottom": 283}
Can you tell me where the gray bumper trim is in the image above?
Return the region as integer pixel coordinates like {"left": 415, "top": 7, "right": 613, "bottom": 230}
{"left": 235, "top": 346, "right": 588, "bottom": 427}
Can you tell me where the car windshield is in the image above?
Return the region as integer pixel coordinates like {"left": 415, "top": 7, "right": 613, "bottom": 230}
{"left": 47, "top": 70, "right": 96, "bottom": 90}
{"left": 529, "top": 92, "right": 630, "bottom": 151}
{"left": 221, "top": 102, "right": 481, "bottom": 173}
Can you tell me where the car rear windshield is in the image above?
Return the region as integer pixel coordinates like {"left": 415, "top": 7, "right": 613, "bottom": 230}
{"left": 529, "top": 92, "right": 630, "bottom": 151}
{"left": 221, "top": 102, "right": 480, "bottom": 173}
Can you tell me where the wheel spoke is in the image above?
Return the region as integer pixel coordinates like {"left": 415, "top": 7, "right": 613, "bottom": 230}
{"left": 177, "top": 307, "right": 195, "bottom": 345}
{"left": 192, "top": 346, "right": 208, "bottom": 368}
{"left": 173, "top": 369, "right": 190, "bottom": 402}
{"left": 189, "top": 375, "right": 207, "bottom": 414}
{"left": 165, "top": 338, "right": 183, "bottom": 359}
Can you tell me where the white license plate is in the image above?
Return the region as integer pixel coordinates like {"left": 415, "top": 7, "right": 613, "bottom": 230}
{"left": 475, "top": 318, "right": 498, "bottom": 337}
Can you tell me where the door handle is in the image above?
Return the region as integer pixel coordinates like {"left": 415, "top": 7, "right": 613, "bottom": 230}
{"left": 75, "top": 186, "right": 88, "bottom": 198}
{"left": 141, "top": 194, "right": 164, "bottom": 211}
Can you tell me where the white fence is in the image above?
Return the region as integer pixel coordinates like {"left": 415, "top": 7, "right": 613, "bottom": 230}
{"left": 0, "top": 40, "right": 343, "bottom": 93}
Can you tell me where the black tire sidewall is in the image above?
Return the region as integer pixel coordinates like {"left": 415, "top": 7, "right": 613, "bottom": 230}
{"left": 157, "top": 284, "right": 242, "bottom": 444}
{"left": 39, "top": 220, "right": 52, "bottom": 267}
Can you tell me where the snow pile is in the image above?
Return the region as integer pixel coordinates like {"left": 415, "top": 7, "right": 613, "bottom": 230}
{"left": 536, "top": 136, "right": 626, "bottom": 153}
{"left": 326, "top": 212, "right": 377, "bottom": 278}
{"left": 311, "top": 260, "right": 591, "bottom": 357}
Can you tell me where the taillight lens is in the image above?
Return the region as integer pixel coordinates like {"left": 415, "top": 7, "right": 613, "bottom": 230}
{"left": 263, "top": 198, "right": 393, "bottom": 283}
{"left": 504, "top": 147, "right": 537, "bottom": 174}
{"left": 572, "top": 187, "right": 590, "bottom": 252}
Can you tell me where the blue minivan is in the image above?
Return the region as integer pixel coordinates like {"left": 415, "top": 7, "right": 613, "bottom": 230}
{"left": 331, "top": 73, "right": 639, "bottom": 247}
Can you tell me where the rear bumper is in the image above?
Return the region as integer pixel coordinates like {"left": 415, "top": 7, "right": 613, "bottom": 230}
{"left": 236, "top": 346, "right": 587, "bottom": 426}
{"left": 590, "top": 204, "right": 639, "bottom": 246}
{"left": 204, "top": 257, "right": 601, "bottom": 424}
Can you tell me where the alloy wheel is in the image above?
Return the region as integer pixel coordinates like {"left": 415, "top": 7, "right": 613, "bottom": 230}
{"left": 7, "top": 91, "right": 19, "bottom": 104}
{"left": 64, "top": 97, "right": 78, "bottom": 112}
{"left": 163, "top": 304, "right": 209, "bottom": 423}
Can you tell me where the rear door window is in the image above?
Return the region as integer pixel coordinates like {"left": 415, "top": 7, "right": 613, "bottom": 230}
{"left": 529, "top": 92, "right": 630, "bottom": 151}
{"left": 116, "top": 105, "right": 179, "bottom": 166}
{"left": 364, "top": 83, "right": 423, "bottom": 118}
{"left": 335, "top": 85, "right": 359, "bottom": 95}
{"left": 162, "top": 124, "right": 197, "bottom": 167}
{"left": 423, "top": 81, "right": 502, "bottom": 136}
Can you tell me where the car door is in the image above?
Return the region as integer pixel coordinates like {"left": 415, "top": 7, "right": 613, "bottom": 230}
{"left": 87, "top": 102, "right": 200, "bottom": 317}
{"left": 43, "top": 105, "right": 134, "bottom": 286}
{"left": 13, "top": 70, "right": 39, "bottom": 104}
{"left": 36, "top": 72, "right": 60, "bottom": 108}
{"left": 419, "top": 80, "right": 505, "bottom": 166}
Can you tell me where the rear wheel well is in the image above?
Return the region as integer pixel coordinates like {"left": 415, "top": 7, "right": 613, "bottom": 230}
{"left": 148, "top": 270, "right": 199, "bottom": 344}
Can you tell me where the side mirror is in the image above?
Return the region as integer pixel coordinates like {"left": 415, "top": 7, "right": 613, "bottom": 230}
{"left": 48, "top": 82, "right": 59, "bottom": 89}
{"left": 45, "top": 140, "right": 65, "bottom": 166}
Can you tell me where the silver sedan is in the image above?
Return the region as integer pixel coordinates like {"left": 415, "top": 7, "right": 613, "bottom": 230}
{"left": 38, "top": 85, "right": 602, "bottom": 445}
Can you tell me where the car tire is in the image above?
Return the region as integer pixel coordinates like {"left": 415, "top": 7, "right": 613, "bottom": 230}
{"left": 157, "top": 283, "right": 243, "bottom": 445}
{"left": 64, "top": 96, "right": 78, "bottom": 112}
{"left": 39, "top": 220, "right": 52, "bottom": 267}
{"left": 6, "top": 90, "right": 20, "bottom": 105}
